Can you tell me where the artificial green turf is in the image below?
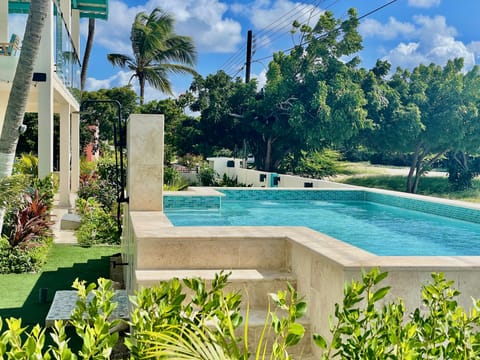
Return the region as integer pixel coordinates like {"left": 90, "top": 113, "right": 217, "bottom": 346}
{"left": 0, "top": 244, "right": 120, "bottom": 326}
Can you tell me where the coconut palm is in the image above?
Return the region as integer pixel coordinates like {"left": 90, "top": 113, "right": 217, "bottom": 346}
{"left": 107, "top": 7, "right": 197, "bottom": 105}
{"left": 0, "top": 0, "right": 49, "bottom": 233}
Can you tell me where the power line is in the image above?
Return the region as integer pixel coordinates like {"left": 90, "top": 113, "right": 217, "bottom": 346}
{"left": 251, "top": 0, "right": 399, "bottom": 66}
{"left": 220, "top": 0, "right": 329, "bottom": 75}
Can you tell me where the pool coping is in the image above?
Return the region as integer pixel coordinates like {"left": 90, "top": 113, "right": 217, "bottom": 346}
{"left": 131, "top": 210, "right": 480, "bottom": 272}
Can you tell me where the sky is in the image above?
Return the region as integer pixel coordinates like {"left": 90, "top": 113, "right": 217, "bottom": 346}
{"left": 13, "top": 0, "right": 480, "bottom": 102}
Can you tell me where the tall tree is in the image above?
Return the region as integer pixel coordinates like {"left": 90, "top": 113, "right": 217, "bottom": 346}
{"left": 401, "top": 59, "right": 466, "bottom": 193}
{"left": 248, "top": 8, "right": 368, "bottom": 171}
{"left": 0, "top": 0, "right": 49, "bottom": 233}
{"left": 107, "top": 7, "right": 197, "bottom": 105}
{"left": 190, "top": 71, "right": 257, "bottom": 156}
{"left": 80, "top": 18, "right": 95, "bottom": 91}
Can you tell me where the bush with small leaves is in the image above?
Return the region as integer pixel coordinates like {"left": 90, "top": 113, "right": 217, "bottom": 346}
{"left": 315, "top": 269, "right": 480, "bottom": 360}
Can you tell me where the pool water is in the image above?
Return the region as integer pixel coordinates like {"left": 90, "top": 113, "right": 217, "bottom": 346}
{"left": 165, "top": 200, "right": 480, "bottom": 256}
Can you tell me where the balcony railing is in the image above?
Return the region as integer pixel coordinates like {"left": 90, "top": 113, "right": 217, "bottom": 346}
{"left": 54, "top": 4, "right": 81, "bottom": 100}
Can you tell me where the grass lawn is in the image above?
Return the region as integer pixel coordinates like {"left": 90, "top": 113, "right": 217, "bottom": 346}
{"left": 339, "top": 174, "right": 480, "bottom": 203}
{"left": 0, "top": 244, "right": 120, "bottom": 326}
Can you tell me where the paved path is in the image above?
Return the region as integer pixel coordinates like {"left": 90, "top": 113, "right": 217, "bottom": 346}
{"left": 51, "top": 200, "right": 78, "bottom": 245}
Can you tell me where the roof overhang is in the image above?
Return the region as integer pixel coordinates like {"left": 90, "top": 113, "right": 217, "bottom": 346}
{"left": 8, "top": 0, "right": 108, "bottom": 20}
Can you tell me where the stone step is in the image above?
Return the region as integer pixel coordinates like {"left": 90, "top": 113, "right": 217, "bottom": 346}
{"left": 135, "top": 269, "right": 297, "bottom": 310}
{"left": 60, "top": 213, "right": 81, "bottom": 230}
{"left": 135, "top": 235, "right": 289, "bottom": 270}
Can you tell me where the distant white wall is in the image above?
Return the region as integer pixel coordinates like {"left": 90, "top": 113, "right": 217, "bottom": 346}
{"left": 207, "top": 157, "right": 353, "bottom": 189}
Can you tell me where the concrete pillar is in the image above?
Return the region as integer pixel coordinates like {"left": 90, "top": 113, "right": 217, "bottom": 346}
{"left": 58, "top": 102, "right": 71, "bottom": 207}
{"left": 0, "top": 0, "right": 7, "bottom": 42}
{"left": 71, "top": 10, "right": 80, "bottom": 55}
{"left": 37, "top": 0, "right": 54, "bottom": 179}
{"left": 127, "top": 114, "right": 164, "bottom": 211}
{"left": 71, "top": 111, "right": 80, "bottom": 192}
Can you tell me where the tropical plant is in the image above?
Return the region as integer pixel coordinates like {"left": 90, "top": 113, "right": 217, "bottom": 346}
{"left": 13, "top": 152, "right": 38, "bottom": 176}
{"left": 9, "top": 189, "right": 53, "bottom": 249}
{"left": 107, "top": 7, "right": 197, "bottom": 104}
{"left": 81, "top": 18, "right": 95, "bottom": 91}
{"left": 0, "top": 0, "right": 49, "bottom": 235}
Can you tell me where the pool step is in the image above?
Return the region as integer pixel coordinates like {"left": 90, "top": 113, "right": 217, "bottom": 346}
{"left": 135, "top": 235, "right": 289, "bottom": 270}
{"left": 135, "top": 269, "right": 297, "bottom": 309}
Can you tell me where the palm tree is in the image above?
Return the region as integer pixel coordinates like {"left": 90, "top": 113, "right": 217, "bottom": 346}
{"left": 0, "top": 0, "right": 49, "bottom": 233}
{"left": 107, "top": 7, "right": 197, "bottom": 105}
{"left": 81, "top": 18, "right": 95, "bottom": 91}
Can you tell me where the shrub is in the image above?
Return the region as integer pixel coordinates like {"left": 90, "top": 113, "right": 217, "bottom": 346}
{"left": 163, "top": 167, "right": 189, "bottom": 191}
{"left": 198, "top": 165, "right": 217, "bottom": 186}
{"left": 76, "top": 198, "right": 119, "bottom": 247}
{"left": 0, "top": 242, "right": 38, "bottom": 274}
{"left": 315, "top": 269, "right": 480, "bottom": 359}
{"left": 13, "top": 153, "right": 39, "bottom": 176}
{"left": 78, "top": 174, "right": 117, "bottom": 211}
{"left": 0, "top": 274, "right": 307, "bottom": 359}
{"left": 9, "top": 189, "right": 53, "bottom": 249}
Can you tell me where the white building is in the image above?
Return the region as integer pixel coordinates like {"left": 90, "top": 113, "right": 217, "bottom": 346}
{"left": 0, "top": 0, "right": 108, "bottom": 207}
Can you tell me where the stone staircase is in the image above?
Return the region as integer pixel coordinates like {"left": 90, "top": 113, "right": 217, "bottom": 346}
{"left": 133, "top": 234, "right": 315, "bottom": 358}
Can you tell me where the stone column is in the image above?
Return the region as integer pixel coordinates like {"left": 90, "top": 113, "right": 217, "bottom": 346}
{"left": 71, "top": 111, "right": 80, "bottom": 192}
{"left": 127, "top": 114, "right": 164, "bottom": 211}
{"left": 0, "top": 0, "right": 7, "bottom": 42}
{"left": 37, "top": 0, "right": 54, "bottom": 179}
{"left": 58, "top": 102, "right": 71, "bottom": 207}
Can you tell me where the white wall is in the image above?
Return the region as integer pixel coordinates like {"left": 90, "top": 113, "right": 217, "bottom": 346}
{"left": 208, "top": 157, "right": 353, "bottom": 189}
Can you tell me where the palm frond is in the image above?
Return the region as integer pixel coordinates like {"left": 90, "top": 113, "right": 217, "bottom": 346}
{"left": 142, "top": 67, "right": 173, "bottom": 95}
{"left": 158, "top": 35, "right": 197, "bottom": 65}
{"left": 107, "top": 53, "right": 134, "bottom": 68}
{"left": 141, "top": 324, "right": 232, "bottom": 360}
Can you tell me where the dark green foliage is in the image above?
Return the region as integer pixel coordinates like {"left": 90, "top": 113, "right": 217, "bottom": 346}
{"left": 0, "top": 243, "right": 37, "bottom": 274}
{"left": 280, "top": 149, "right": 342, "bottom": 178}
{"left": 76, "top": 198, "right": 119, "bottom": 247}
{"left": 198, "top": 165, "right": 217, "bottom": 186}
{"left": 81, "top": 87, "right": 137, "bottom": 147}
{"left": 446, "top": 152, "right": 480, "bottom": 191}
{"left": 78, "top": 156, "right": 119, "bottom": 212}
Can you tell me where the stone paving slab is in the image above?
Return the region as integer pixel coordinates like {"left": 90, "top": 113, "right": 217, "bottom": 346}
{"left": 45, "top": 290, "right": 129, "bottom": 327}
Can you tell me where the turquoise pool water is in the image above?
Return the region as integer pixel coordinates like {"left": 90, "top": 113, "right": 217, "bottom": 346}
{"left": 165, "top": 199, "right": 480, "bottom": 256}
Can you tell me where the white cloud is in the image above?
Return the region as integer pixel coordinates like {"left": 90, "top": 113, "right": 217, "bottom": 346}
{"left": 253, "top": 68, "right": 267, "bottom": 90}
{"left": 85, "top": 70, "right": 133, "bottom": 91}
{"left": 407, "top": 0, "right": 441, "bottom": 8}
{"left": 381, "top": 15, "right": 475, "bottom": 71}
{"left": 233, "top": 0, "right": 321, "bottom": 31}
{"left": 86, "top": 0, "right": 243, "bottom": 55}
{"left": 6, "top": 14, "right": 27, "bottom": 39}
{"left": 360, "top": 17, "right": 415, "bottom": 40}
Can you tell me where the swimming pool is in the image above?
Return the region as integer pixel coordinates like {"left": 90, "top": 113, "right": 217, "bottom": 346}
{"left": 164, "top": 189, "right": 480, "bottom": 256}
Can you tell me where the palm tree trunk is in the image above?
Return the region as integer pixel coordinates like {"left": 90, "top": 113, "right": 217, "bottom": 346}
{"left": 80, "top": 18, "right": 95, "bottom": 91}
{"left": 139, "top": 76, "right": 145, "bottom": 105}
{"left": 0, "top": 0, "right": 48, "bottom": 234}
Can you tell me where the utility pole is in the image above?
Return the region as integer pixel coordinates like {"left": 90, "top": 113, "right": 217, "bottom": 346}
{"left": 245, "top": 30, "right": 252, "bottom": 83}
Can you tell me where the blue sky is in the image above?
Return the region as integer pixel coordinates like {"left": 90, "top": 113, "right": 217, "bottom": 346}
{"left": 76, "top": 0, "right": 480, "bottom": 101}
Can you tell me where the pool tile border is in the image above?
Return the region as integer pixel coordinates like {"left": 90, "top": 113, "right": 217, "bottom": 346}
{"left": 164, "top": 188, "right": 480, "bottom": 224}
